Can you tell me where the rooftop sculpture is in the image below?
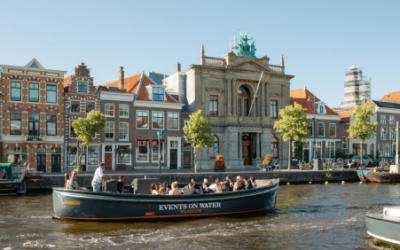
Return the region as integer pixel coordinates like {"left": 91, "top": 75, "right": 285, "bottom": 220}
{"left": 236, "top": 31, "right": 256, "bottom": 58}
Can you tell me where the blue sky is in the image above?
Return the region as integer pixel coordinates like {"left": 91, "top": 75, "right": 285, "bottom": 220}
{"left": 1, "top": 0, "right": 399, "bottom": 108}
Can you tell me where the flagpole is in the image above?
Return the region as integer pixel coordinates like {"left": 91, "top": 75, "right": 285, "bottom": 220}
{"left": 248, "top": 71, "right": 264, "bottom": 117}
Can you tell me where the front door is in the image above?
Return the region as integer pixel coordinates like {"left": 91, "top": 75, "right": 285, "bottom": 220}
{"left": 51, "top": 154, "right": 61, "bottom": 172}
{"left": 183, "top": 151, "right": 191, "bottom": 169}
{"left": 304, "top": 149, "right": 310, "bottom": 163}
{"left": 170, "top": 149, "right": 178, "bottom": 169}
{"left": 105, "top": 153, "right": 112, "bottom": 170}
{"left": 37, "top": 154, "right": 46, "bottom": 172}
{"left": 242, "top": 133, "right": 253, "bottom": 165}
{"left": 80, "top": 154, "right": 86, "bottom": 171}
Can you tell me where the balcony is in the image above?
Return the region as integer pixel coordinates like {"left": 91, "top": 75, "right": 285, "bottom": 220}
{"left": 24, "top": 134, "right": 45, "bottom": 142}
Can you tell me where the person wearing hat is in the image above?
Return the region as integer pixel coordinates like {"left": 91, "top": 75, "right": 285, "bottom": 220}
{"left": 274, "top": 161, "right": 281, "bottom": 171}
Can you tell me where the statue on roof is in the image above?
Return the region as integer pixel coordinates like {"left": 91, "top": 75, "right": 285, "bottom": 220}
{"left": 236, "top": 31, "right": 256, "bottom": 58}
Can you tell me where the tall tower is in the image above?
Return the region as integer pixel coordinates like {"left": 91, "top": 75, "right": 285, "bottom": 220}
{"left": 340, "top": 65, "right": 371, "bottom": 107}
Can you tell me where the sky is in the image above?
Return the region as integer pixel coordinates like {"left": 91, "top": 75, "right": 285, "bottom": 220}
{"left": 0, "top": 0, "right": 399, "bottom": 108}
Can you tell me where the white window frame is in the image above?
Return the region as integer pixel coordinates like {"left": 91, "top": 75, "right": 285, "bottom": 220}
{"left": 136, "top": 139, "right": 150, "bottom": 163}
{"left": 329, "top": 123, "right": 336, "bottom": 137}
{"left": 381, "top": 115, "right": 386, "bottom": 124}
{"left": 28, "top": 82, "right": 40, "bottom": 103}
{"left": 390, "top": 127, "right": 395, "bottom": 140}
{"left": 87, "top": 145, "right": 99, "bottom": 166}
{"left": 325, "top": 141, "right": 335, "bottom": 159}
{"left": 105, "top": 103, "right": 115, "bottom": 117}
{"left": 119, "top": 104, "right": 129, "bottom": 118}
{"left": 308, "top": 122, "right": 314, "bottom": 137}
{"left": 167, "top": 112, "right": 179, "bottom": 130}
{"left": 70, "top": 100, "right": 81, "bottom": 113}
{"left": 389, "top": 115, "right": 395, "bottom": 125}
{"left": 86, "top": 101, "right": 95, "bottom": 113}
{"left": 46, "top": 83, "right": 58, "bottom": 104}
{"left": 119, "top": 122, "right": 129, "bottom": 141}
{"left": 381, "top": 127, "right": 386, "bottom": 140}
{"left": 105, "top": 121, "right": 115, "bottom": 140}
{"left": 10, "top": 81, "right": 22, "bottom": 102}
{"left": 318, "top": 122, "right": 325, "bottom": 137}
{"left": 136, "top": 110, "right": 149, "bottom": 129}
{"left": 152, "top": 111, "right": 164, "bottom": 130}
{"left": 116, "top": 144, "right": 131, "bottom": 164}
{"left": 151, "top": 140, "right": 165, "bottom": 163}
{"left": 77, "top": 81, "right": 88, "bottom": 93}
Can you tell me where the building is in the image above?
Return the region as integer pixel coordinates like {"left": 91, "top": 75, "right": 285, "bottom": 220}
{"left": 164, "top": 34, "right": 294, "bottom": 169}
{"left": 0, "top": 59, "right": 66, "bottom": 172}
{"left": 63, "top": 63, "right": 101, "bottom": 172}
{"left": 290, "top": 88, "right": 341, "bottom": 162}
{"left": 381, "top": 91, "right": 400, "bottom": 103}
{"left": 341, "top": 66, "right": 371, "bottom": 108}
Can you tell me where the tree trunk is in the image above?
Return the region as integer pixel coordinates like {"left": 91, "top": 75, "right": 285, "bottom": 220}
{"left": 77, "top": 142, "right": 83, "bottom": 173}
{"left": 360, "top": 141, "right": 363, "bottom": 169}
{"left": 288, "top": 141, "right": 292, "bottom": 171}
{"left": 194, "top": 153, "right": 197, "bottom": 173}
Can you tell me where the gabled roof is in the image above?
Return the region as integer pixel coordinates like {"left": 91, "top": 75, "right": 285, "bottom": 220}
{"left": 144, "top": 71, "right": 168, "bottom": 85}
{"left": 63, "top": 74, "right": 74, "bottom": 87}
{"left": 290, "top": 88, "right": 338, "bottom": 115}
{"left": 106, "top": 73, "right": 142, "bottom": 94}
{"left": 372, "top": 100, "right": 400, "bottom": 109}
{"left": 333, "top": 107, "right": 353, "bottom": 123}
{"left": 381, "top": 91, "right": 400, "bottom": 103}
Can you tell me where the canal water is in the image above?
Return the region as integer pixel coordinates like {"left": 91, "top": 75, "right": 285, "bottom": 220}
{"left": 1, "top": 182, "right": 399, "bottom": 250}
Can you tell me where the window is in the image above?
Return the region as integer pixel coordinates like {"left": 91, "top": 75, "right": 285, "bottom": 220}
{"left": 381, "top": 115, "right": 386, "bottom": 124}
{"left": 70, "top": 122, "right": 77, "bottom": 138}
{"left": 10, "top": 113, "right": 22, "bottom": 135}
{"left": 46, "top": 84, "right": 57, "bottom": 103}
{"left": 46, "top": 115, "right": 57, "bottom": 136}
{"left": 10, "top": 81, "right": 21, "bottom": 101}
{"left": 318, "top": 123, "right": 325, "bottom": 137}
{"left": 137, "top": 111, "right": 148, "bottom": 128}
{"left": 209, "top": 136, "right": 219, "bottom": 158}
{"left": 312, "top": 141, "right": 322, "bottom": 160}
{"left": 326, "top": 141, "right": 335, "bottom": 159}
{"left": 390, "top": 128, "right": 395, "bottom": 140}
{"left": 28, "top": 83, "right": 39, "bottom": 102}
{"left": 105, "top": 121, "right": 114, "bottom": 140}
{"left": 119, "top": 122, "right": 129, "bottom": 140}
{"left": 117, "top": 145, "right": 131, "bottom": 164}
{"left": 167, "top": 113, "right": 179, "bottom": 130}
{"left": 6, "top": 147, "right": 28, "bottom": 167}
{"left": 152, "top": 140, "right": 165, "bottom": 162}
{"left": 86, "top": 101, "right": 95, "bottom": 113}
{"left": 342, "top": 137, "right": 348, "bottom": 149}
{"left": 329, "top": 124, "right": 336, "bottom": 137}
{"left": 137, "top": 140, "right": 149, "bottom": 162}
{"left": 270, "top": 100, "right": 278, "bottom": 118}
{"left": 28, "top": 114, "right": 40, "bottom": 136}
{"left": 352, "top": 144, "right": 366, "bottom": 156}
{"left": 210, "top": 96, "right": 218, "bottom": 115}
{"left": 378, "top": 144, "right": 384, "bottom": 157}
{"left": 238, "top": 86, "right": 250, "bottom": 116}
{"left": 119, "top": 104, "right": 129, "bottom": 118}
{"left": 307, "top": 122, "right": 313, "bottom": 136}
{"left": 152, "top": 112, "right": 164, "bottom": 129}
{"left": 319, "top": 105, "right": 324, "bottom": 114}
{"left": 78, "top": 81, "right": 88, "bottom": 93}
{"left": 271, "top": 137, "right": 279, "bottom": 157}
{"left": 105, "top": 104, "right": 115, "bottom": 117}
{"left": 67, "top": 147, "right": 77, "bottom": 167}
{"left": 153, "top": 87, "right": 164, "bottom": 101}
{"left": 390, "top": 115, "right": 395, "bottom": 125}
{"left": 71, "top": 101, "right": 80, "bottom": 113}
{"left": 381, "top": 127, "right": 387, "bottom": 140}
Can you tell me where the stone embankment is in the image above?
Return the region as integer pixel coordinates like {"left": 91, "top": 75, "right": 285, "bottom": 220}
{"left": 26, "top": 170, "right": 359, "bottom": 190}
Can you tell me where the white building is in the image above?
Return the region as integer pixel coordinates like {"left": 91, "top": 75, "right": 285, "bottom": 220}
{"left": 341, "top": 66, "right": 371, "bottom": 108}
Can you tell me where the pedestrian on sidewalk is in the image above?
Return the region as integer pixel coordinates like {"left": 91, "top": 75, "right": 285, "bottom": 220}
{"left": 92, "top": 163, "right": 111, "bottom": 192}
{"left": 274, "top": 161, "right": 281, "bottom": 171}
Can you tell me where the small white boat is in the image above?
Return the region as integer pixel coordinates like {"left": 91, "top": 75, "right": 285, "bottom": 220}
{"left": 366, "top": 206, "right": 400, "bottom": 247}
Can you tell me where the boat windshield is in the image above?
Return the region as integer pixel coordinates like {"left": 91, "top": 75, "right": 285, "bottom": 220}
{"left": 0, "top": 167, "right": 8, "bottom": 180}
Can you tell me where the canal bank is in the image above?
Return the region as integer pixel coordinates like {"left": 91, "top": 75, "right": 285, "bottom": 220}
{"left": 25, "top": 170, "right": 359, "bottom": 190}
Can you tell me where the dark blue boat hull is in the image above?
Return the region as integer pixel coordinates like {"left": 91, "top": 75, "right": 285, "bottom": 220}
{"left": 53, "top": 179, "right": 279, "bottom": 220}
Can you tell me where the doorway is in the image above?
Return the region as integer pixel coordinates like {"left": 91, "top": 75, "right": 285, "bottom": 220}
{"left": 170, "top": 149, "right": 178, "bottom": 169}
{"left": 242, "top": 133, "right": 253, "bottom": 165}
{"left": 105, "top": 153, "right": 112, "bottom": 171}
{"left": 80, "top": 154, "right": 87, "bottom": 171}
{"left": 51, "top": 154, "right": 61, "bottom": 172}
{"left": 36, "top": 148, "right": 46, "bottom": 172}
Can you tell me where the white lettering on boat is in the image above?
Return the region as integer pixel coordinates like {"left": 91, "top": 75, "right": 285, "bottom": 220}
{"left": 159, "top": 202, "right": 221, "bottom": 211}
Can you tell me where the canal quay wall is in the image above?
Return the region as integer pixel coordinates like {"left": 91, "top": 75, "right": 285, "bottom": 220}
{"left": 26, "top": 170, "right": 359, "bottom": 190}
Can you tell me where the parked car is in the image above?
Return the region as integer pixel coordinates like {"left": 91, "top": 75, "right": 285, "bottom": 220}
{"left": 379, "top": 157, "right": 395, "bottom": 167}
{"left": 350, "top": 156, "right": 373, "bottom": 167}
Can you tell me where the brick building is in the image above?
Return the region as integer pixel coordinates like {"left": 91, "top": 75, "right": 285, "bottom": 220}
{"left": 0, "top": 59, "right": 66, "bottom": 172}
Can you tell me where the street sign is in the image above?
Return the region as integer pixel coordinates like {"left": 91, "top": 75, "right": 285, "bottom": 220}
{"left": 156, "top": 131, "right": 164, "bottom": 136}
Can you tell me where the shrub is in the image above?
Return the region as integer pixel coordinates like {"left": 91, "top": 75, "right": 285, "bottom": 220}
{"left": 262, "top": 154, "right": 273, "bottom": 165}
{"left": 214, "top": 155, "right": 226, "bottom": 171}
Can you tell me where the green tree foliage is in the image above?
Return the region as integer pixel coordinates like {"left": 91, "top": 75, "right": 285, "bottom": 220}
{"left": 183, "top": 110, "right": 214, "bottom": 173}
{"left": 348, "top": 105, "right": 378, "bottom": 166}
{"left": 72, "top": 111, "right": 106, "bottom": 173}
{"left": 273, "top": 102, "right": 309, "bottom": 170}
{"left": 295, "top": 141, "right": 304, "bottom": 162}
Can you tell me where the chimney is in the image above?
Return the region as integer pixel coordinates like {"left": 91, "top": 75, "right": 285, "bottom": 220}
{"left": 118, "top": 66, "right": 124, "bottom": 90}
{"left": 176, "top": 62, "right": 181, "bottom": 72}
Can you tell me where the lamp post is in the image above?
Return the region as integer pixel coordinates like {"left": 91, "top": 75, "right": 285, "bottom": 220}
{"left": 396, "top": 121, "right": 399, "bottom": 166}
{"left": 156, "top": 131, "right": 164, "bottom": 173}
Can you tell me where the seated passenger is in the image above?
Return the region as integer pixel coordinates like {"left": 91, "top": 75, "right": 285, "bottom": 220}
{"left": 236, "top": 179, "right": 245, "bottom": 191}
{"left": 233, "top": 176, "right": 242, "bottom": 191}
{"left": 250, "top": 176, "right": 257, "bottom": 188}
{"left": 150, "top": 183, "right": 160, "bottom": 195}
{"left": 183, "top": 183, "right": 201, "bottom": 195}
{"left": 221, "top": 181, "right": 230, "bottom": 192}
{"left": 128, "top": 181, "right": 135, "bottom": 193}
{"left": 161, "top": 182, "right": 170, "bottom": 194}
{"left": 117, "top": 176, "right": 124, "bottom": 193}
{"left": 64, "top": 173, "right": 70, "bottom": 189}
{"left": 245, "top": 179, "right": 252, "bottom": 190}
{"left": 69, "top": 171, "right": 86, "bottom": 191}
{"left": 213, "top": 178, "right": 222, "bottom": 193}
{"left": 169, "top": 181, "right": 181, "bottom": 195}
{"left": 202, "top": 183, "right": 213, "bottom": 194}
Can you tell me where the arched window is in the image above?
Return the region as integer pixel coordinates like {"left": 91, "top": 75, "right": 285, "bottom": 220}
{"left": 238, "top": 86, "right": 250, "bottom": 116}
{"left": 210, "top": 135, "right": 219, "bottom": 158}
{"left": 271, "top": 136, "right": 279, "bottom": 158}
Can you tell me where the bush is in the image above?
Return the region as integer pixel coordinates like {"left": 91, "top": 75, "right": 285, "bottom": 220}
{"left": 214, "top": 155, "right": 226, "bottom": 171}
{"left": 335, "top": 149, "right": 349, "bottom": 159}
{"left": 262, "top": 154, "right": 273, "bottom": 165}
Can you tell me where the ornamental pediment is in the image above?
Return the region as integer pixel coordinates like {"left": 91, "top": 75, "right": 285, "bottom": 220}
{"left": 228, "top": 60, "right": 271, "bottom": 72}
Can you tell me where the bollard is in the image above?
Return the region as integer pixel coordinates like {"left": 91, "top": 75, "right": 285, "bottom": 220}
{"left": 342, "top": 181, "right": 345, "bottom": 184}
{"left": 287, "top": 182, "right": 290, "bottom": 185}
{"left": 309, "top": 181, "right": 312, "bottom": 184}
{"left": 360, "top": 181, "right": 363, "bottom": 184}
{"left": 325, "top": 181, "right": 329, "bottom": 185}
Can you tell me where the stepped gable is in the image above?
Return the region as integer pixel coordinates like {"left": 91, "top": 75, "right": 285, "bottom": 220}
{"left": 290, "top": 88, "right": 337, "bottom": 115}
{"left": 381, "top": 91, "right": 400, "bottom": 103}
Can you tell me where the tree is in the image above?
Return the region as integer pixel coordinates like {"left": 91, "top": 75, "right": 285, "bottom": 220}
{"left": 348, "top": 105, "right": 378, "bottom": 167}
{"left": 273, "top": 102, "right": 309, "bottom": 170}
{"left": 72, "top": 111, "right": 106, "bottom": 173}
{"left": 183, "top": 110, "right": 214, "bottom": 173}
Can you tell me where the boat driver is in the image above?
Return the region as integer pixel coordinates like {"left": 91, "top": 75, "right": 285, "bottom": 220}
{"left": 92, "top": 163, "right": 111, "bottom": 192}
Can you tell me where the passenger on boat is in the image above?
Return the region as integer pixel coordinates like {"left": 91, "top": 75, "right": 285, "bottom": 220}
{"left": 189, "top": 178, "right": 196, "bottom": 189}
{"left": 250, "top": 176, "right": 257, "bottom": 188}
{"left": 150, "top": 183, "right": 160, "bottom": 195}
{"left": 183, "top": 183, "right": 201, "bottom": 195}
{"left": 224, "top": 175, "right": 234, "bottom": 191}
{"left": 69, "top": 171, "right": 86, "bottom": 191}
{"left": 169, "top": 181, "right": 181, "bottom": 195}
{"left": 213, "top": 178, "right": 222, "bottom": 193}
{"left": 200, "top": 178, "right": 208, "bottom": 193}
{"left": 236, "top": 179, "right": 245, "bottom": 191}
{"left": 202, "top": 183, "right": 213, "bottom": 194}
{"left": 161, "top": 182, "right": 169, "bottom": 194}
{"left": 117, "top": 176, "right": 124, "bottom": 193}
{"left": 128, "top": 181, "right": 134, "bottom": 193}
{"left": 91, "top": 163, "right": 111, "bottom": 192}
{"left": 64, "top": 173, "right": 70, "bottom": 189}
{"left": 233, "top": 176, "right": 242, "bottom": 191}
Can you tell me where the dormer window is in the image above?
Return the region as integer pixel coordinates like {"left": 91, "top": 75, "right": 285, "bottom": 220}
{"left": 153, "top": 87, "right": 164, "bottom": 101}
{"left": 319, "top": 105, "right": 324, "bottom": 114}
{"left": 314, "top": 102, "right": 326, "bottom": 114}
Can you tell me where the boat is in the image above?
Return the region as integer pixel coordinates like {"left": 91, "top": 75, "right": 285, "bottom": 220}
{"left": 52, "top": 179, "right": 279, "bottom": 221}
{"left": 0, "top": 163, "right": 25, "bottom": 196}
{"left": 357, "top": 169, "right": 400, "bottom": 183}
{"left": 366, "top": 206, "right": 400, "bottom": 247}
